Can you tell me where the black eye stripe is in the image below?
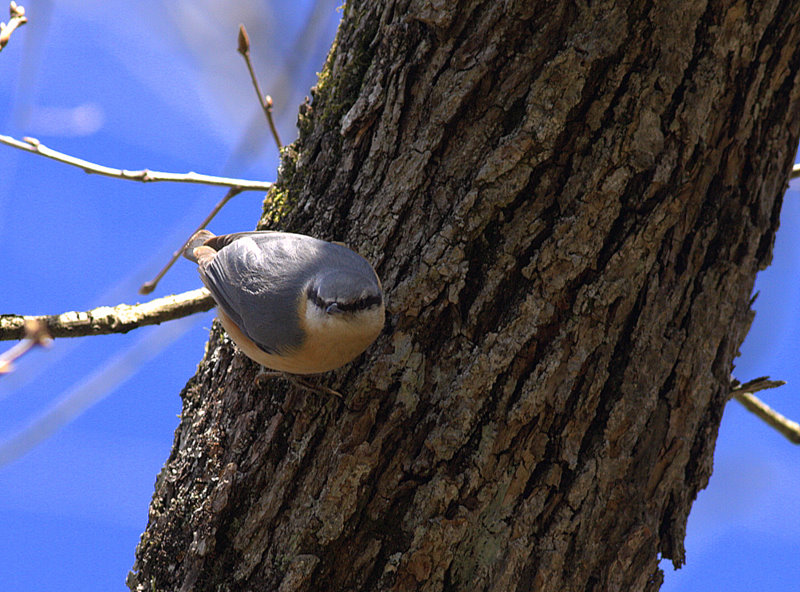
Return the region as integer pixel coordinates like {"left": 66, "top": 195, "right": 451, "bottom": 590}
{"left": 306, "top": 286, "right": 382, "bottom": 312}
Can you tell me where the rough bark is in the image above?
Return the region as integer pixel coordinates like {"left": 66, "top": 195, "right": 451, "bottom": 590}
{"left": 128, "top": 1, "right": 800, "bottom": 591}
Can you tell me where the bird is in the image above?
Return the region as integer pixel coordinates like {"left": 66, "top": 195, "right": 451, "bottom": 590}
{"left": 184, "top": 229, "right": 385, "bottom": 374}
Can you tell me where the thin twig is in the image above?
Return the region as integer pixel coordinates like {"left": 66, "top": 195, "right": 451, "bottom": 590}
{"left": 0, "top": 134, "right": 274, "bottom": 191}
{"left": 0, "top": 319, "right": 50, "bottom": 374}
{"left": 140, "top": 188, "right": 243, "bottom": 294}
{"left": 238, "top": 24, "right": 283, "bottom": 150}
{"left": 730, "top": 377, "right": 799, "bottom": 444}
{"left": 264, "top": 94, "right": 282, "bottom": 148}
{"left": 0, "top": 288, "right": 215, "bottom": 341}
{"left": 0, "top": 2, "right": 26, "bottom": 52}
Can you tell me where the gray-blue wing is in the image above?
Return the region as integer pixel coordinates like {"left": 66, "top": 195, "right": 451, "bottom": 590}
{"left": 197, "top": 232, "right": 378, "bottom": 355}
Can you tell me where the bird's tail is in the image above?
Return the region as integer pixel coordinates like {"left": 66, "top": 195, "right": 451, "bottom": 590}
{"left": 182, "top": 229, "right": 216, "bottom": 262}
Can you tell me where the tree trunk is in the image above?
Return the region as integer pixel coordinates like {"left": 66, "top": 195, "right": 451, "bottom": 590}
{"left": 128, "top": 1, "right": 800, "bottom": 591}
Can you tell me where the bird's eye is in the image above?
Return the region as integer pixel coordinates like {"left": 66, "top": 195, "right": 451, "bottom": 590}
{"left": 325, "top": 303, "right": 341, "bottom": 314}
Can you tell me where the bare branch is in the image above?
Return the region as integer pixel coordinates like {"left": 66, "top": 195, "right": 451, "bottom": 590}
{"left": 0, "top": 314, "right": 198, "bottom": 468}
{"left": 238, "top": 24, "right": 283, "bottom": 150}
{"left": 0, "top": 2, "right": 27, "bottom": 52}
{"left": 140, "top": 188, "right": 243, "bottom": 294}
{"left": 0, "top": 288, "right": 215, "bottom": 341}
{"left": 0, "top": 134, "right": 274, "bottom": 191}
{"left": 0, "top": 319, "right": 50, "bottom": 374}
{"left": 731, "top": 377, "right": 800, "bottom": 444}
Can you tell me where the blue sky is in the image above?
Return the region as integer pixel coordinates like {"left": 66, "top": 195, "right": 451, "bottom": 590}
{"left": 0, "top": 2, "right": 798, "bottom": 590}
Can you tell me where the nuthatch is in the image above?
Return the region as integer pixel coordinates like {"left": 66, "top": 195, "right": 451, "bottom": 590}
{"left": 184, "top": 230, "right": 385, "bottom": 374}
